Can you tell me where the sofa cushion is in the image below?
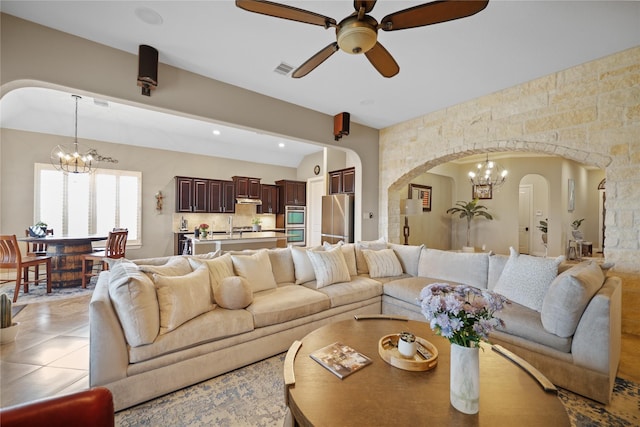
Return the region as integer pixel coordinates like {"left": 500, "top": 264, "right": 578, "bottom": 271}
{"left": 138, "top": 256, "right": 193, "bottom": 276}
{"left": 195, "top": 253, "right": 235, "bottom": 299}
{"left": 363, "top": 248, "right": 403, "bottom": 278}
{"left": 495, "top": 300, "right": 572, "bottom": 353}
{"left": 246, "top": 286, "right": 331, "bottom": 328}
{"left": 541, "top": 261, "right": 605, "bottom": 338}
{"left": 383, "top": 276, "right": 463, "bottom": 307}
{"left": 387, "top": 243, "right": 424, "bottom": 276}
{"left": 487, "top": 253, "right": 509, "bottom": 291}
{"left": 153, "top": 265, "right": 214, "bottom": 334}
{"left": 231, "top": 250, "right": 277, "bottom": 293}
{"left": 128, "top": 308, "right": 255, "bottom": 364}
{"left": 306, "top": 246, "right": 351, "bottom": 288}
{"left": 417, "top": 248, "right": 490, "bottom": 289}
{"left": 323, "top": 242, "right": 358, "bottom": 276}
{"left": 291, "top": 246, "right": 322, "bottom": 285}
{"left": 494, "top": 248, "right": 563, "bottom": 312}
{"left": 355, "top": 238, "right": 386, "bottom": 274}
{"left": 108, "top": 259, "right": 160, "bottom": 347}
{"left": 267, "top": 248, "right": 295, "bottom": 285}
{"left": 213, "top": 276, "right": 254, "bottom": 310}
{"left": 313, "top": 276, "right": 383, "bottom": 308}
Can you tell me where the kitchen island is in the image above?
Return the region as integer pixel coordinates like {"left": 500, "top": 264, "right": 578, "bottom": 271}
{"left": 187, "top": 231, "right": 289, "bottom": 254}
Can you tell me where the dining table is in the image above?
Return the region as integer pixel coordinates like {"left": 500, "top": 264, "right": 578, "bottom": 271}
{"left": 19, "top": 235, "right": 108, "bottom": 287}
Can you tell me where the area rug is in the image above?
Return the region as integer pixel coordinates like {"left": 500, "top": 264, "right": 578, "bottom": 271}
{"left": 115, "top": 353, "right": 639, "bottom": 427}
{"left": 0, "top": 279, "right": 95, "bottom": 306}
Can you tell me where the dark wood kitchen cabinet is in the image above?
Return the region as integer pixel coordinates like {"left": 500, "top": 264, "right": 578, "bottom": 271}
{"left": 232, "top": 176, "right": 261, "bottom": 199}
{"left": 276, "top": 180, "right": 306, "bottom": 210}
{"left": 175, "top": 176, "right": 208, "bottom": 212}
{"left": 329, "top": 167, "right": 355, "bottom": 194}
{"left": 258, "top": 184, "right": 279, "bottom": 214}
{"left": 209, "top": 180, "right": 235, "bottom": 213}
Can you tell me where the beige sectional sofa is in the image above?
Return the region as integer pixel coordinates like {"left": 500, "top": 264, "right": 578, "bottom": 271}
{"left": 90, "top": 242, "right": 621, "bottom": 410}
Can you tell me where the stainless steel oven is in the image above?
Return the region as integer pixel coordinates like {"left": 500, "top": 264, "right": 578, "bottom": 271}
{"left": 284, "top": 206, "right": 306, "bottom": 246}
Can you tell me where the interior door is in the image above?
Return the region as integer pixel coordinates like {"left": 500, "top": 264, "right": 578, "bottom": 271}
{"left": 518, "top": 185, "right": 532, "bottom": 254}
{"left": 307, "top": 177, "right": 325, "bottom": 247}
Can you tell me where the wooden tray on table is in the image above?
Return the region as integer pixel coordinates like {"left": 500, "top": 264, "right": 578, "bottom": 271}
{"left": 378, "top": 334, "right": 438, "bottom": 371}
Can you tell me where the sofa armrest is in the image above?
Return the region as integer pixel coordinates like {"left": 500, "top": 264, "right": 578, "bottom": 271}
{"left": 571, "top": 276, "right": 622, "bottom": 374}
{"left": 90, "top": 272, "right": 130, "bottom": 386}
{"left": 0, "top": 387, "right": 114, "bottom": 427}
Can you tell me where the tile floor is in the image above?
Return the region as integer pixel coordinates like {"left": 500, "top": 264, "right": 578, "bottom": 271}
{"left": 1, "top": 293, "right": 639, "bottom": 409}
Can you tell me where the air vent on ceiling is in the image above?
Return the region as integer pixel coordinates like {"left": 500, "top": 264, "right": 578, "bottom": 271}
{"left": 93, "top": 98, "right": 109, "bottom": 107}
{"left": 274, "top": 62, "right": 294, "bottom": 76}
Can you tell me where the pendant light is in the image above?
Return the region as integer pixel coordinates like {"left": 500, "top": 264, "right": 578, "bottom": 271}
{"left": 51, "top": 95, "right": 94, "bottom": 174}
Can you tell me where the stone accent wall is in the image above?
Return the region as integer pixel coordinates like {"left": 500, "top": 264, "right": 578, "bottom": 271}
{"left": 380, "top": 46, "right": 639, "bottom": 275}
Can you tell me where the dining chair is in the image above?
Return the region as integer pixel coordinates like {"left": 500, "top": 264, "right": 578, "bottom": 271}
{"left": 0, "top": 235, "right": 52, "bottom": 303}
{"left": 81, "top": 229, "right": 128, "bottom": 288}
{"left": 24, "top": 228, "right": 54, "bottom": 282}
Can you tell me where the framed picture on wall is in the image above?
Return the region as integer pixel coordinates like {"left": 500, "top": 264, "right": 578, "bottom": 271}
{"left": 472, "top": 184, "right": 492, "bottom": 200}
{"left": 568, "top": 178, "right": 575, "bottom": 211}
{"left": 408, "top": 183, "right": 432, "bottom": 212}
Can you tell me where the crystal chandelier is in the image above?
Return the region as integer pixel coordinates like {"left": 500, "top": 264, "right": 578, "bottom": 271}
{"left": 468, "top": 154, "right": 508, "bottom": 187}
{"left": 51, "top": 95, "right": 94, "bottom": 174}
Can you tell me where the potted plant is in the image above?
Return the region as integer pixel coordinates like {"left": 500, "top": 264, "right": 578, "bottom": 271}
{"left": 251, "top": 217, "right": 262, "bottom": 232}
{"left": 537, "top": 219, "right": 548, "bottom": 244}
{"left": 571, "top": 218, "right": 585, "bottom": 240}
{"left": 0, "top": 294, "right": 19, "bottom": 344}
{"left": 446, "top": 199, "right": 493, "bottom": 252}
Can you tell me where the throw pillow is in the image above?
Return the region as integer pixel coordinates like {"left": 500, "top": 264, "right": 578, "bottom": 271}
{"left": 196, "top": 253, "right": 235, "bottom": 300}
{"left": 231, "top": 250, "right": 277, "bottom": 293}
{"left": 387, "top": 243, "right": 424, "bottom": 276}
{"left": 268, "top": 248, "right": 295, "bottom": 284}
{"left": 291, "top": 246, "right": 323, "bottom": 285}
{"left": 355, "top": 238, "right": 387, "bottom": 274}
{"left": 214, "top": 276, "right": 254, "bottom": 309}
{"left": 138, "top": 256, "right": 193, "bottom": 277}
{"left": 306, "top": 246, "right": 351, "bottom": 288}
{"left": 493, "top": 247, "right": 564, "bottom": 312}
{"left": 323, "top": 241, "right": 358, "bottom": 276}
{"left": 108, "top": 259, "right": 160, "bottom": 347}
{"left": 362, "top": 248, "right": 403, "bottom": 278}
{"left": 153, "top": 265, "right": 214, "bottom": 334}
{"left": 541, "top": 261, "right": 605, "bottom": 337}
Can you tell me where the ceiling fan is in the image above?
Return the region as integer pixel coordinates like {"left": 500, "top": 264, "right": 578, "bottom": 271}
{"left": 236, "top": 0, "right": 489, "bottom": 78}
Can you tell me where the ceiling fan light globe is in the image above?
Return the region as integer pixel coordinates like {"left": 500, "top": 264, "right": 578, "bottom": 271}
{"left": 337, "top": 17, "right": 377, "bottom": 55}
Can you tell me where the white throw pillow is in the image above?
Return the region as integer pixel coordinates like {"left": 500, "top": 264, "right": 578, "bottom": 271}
{"left": 214, "top": 276, "right": 254, "bottom": 310}
{"left": 323, "top": 241, "right": 358, "bottom": 276}
{"left": 138, "top": 256, "right": 193, "bottom": 277}
{"left": 306, "top": 246, "right": 351, "bottom": 289}
{"left": 153, "top": 265, "right": 214, "bottom": 334}
{"left": 362, "top": 248, "right": 403, "bottom": 278}
{"left": 231, "top": 250, "right": 278, "bottom": 293}
{"left": 108, "top": 259, "right": 160, "bottom": 347}
{"left": 268, "top": 248, "right": 295, "bottom": 284}
{"left": 541, "top": 261, "right": 605, "bottom": 337}
{"left": 387, "top": 243, "right": 424, "bottom": 276}
{"left": 291, "top": 246, "right": 323, "bottom": 285}
{"left": 355, "top": 238, "right": 387, "bottom": 274}
{"left": 196, "top": 253, "right": 235, "bottom": 300}
{"left": 493, "top": 247, "right": 564, "bottom": 312}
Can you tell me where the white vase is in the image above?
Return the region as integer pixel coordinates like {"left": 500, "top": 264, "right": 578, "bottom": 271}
{"left": 450, "top": 343, "right": 480, "bottom": 414}
{"left": 0, "top": 322, "right": 20, "bottom": 344}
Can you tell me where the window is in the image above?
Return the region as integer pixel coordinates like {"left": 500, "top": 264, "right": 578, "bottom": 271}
{"left": 34, "top": 163, "right": 142, "bottom": 246}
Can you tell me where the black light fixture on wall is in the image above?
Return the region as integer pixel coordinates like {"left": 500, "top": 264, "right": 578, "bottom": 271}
{"left": 137, "top": 44, "right": 158, "bottom": 96}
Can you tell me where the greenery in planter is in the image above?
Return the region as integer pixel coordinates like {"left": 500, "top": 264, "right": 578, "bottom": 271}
{"left": 571, "top": 218, "right": 585, "bottom": 230}
{"left": 446, "top": 199, "right": 493, "bottom": 248}
{"left": 571, "top": 218, "right": 585, "bottom": 240}
{"left": 251, "top": 218, "right": 262, "bottom": 225}
{"left": 537, "top": 219, "right": 548, "bottom": 234}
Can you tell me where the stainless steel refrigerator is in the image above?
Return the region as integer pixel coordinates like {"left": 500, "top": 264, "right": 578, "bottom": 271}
{"left": 321, "top": 194, "right": 354, "bottom": 244}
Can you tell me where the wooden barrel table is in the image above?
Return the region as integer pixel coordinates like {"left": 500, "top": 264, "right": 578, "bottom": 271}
{"left": 20, "top": 235, "right": 107, "bottom": 288}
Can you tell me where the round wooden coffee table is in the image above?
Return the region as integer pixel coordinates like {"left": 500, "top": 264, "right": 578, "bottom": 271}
{"left": 288, "top": 318, "right": 570, "bottom": 427}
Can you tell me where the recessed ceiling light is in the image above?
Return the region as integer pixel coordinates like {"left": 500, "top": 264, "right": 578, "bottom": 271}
{"left": 134, "top": 7, "right": 163, "bottom": 25}
{"left": 278, "top": 142, "right": 285, "bottom": 148}
{"left": 212, "top": 130, "right": 221, "bottom": 136}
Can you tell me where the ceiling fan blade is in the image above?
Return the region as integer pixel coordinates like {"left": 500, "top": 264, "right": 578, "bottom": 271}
{"left": 354, "top": 1, "right": 377, "bottom": 14}
{"left": 364, "top": 42, "right": 399, "bottom": 78}
{"left": 292, "top": 42, "right": 339, "bottom": 78}
{"left": 236, "top": 0, "right": 337, "bottom": 28}
{"left": 380, "top": 0, "right": 489, "bottom": 31}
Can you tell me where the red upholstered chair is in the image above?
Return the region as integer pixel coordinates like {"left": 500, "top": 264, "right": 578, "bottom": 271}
{"left": 0, "top": 387, "right": 114, "bottom": 427}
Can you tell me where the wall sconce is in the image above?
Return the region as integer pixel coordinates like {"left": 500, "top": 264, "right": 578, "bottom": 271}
{"left": 155, "top": 191, "right": 164, "bottom": 211}
{"left": 138, "top": 45, "right": 158, "bottom": 96}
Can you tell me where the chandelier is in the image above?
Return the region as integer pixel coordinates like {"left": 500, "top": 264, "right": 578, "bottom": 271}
{"left": 468, "top": 154, "right": 508, "bottom": 187}
{"left": 51, "top": 95, "right": 94, "bottom": 174}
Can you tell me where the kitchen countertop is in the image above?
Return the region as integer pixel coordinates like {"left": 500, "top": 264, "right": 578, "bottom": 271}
{"left": 189, "top": 231, "right": 288, "bottom": 243}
